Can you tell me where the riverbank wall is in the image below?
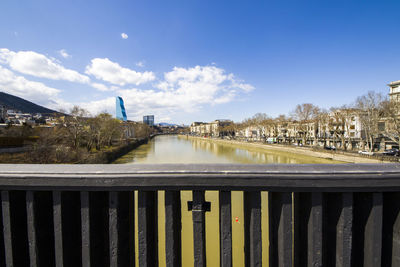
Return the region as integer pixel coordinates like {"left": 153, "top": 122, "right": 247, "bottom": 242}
{"left": 89, "top": 137, "right": 150, "bottom": 163}
{"left": 180, "top": 135, "right": 394, "bottom": 163}
{"left": 92, "top": 134, "right": 168, "bottom": 163}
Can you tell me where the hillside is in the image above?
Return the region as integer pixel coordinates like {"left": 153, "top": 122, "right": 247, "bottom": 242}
{"left": 0, "top": 92, "right": 58, "bottom": 114}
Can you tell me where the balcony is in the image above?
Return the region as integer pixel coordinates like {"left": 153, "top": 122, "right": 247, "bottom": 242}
{"left": 1, "top": 164, "right": 400, "bottom": 266}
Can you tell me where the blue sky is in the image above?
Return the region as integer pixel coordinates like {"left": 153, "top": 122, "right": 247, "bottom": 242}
{"left": 0, "top": 0, "right": 399, "bottom": 124}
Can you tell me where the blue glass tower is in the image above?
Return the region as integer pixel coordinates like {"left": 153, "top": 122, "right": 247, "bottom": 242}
{"left": 116, "top": 96, "right": 127, "bottom": 121}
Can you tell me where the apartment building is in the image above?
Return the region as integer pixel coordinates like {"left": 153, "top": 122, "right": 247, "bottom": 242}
{"left": 190, "top": 120, "right": 233, "bottom": 137}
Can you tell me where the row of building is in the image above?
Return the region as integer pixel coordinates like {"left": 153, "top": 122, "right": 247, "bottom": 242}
{"left": 0, "top": 106, "right": 55, "bottom": 126}
{"left": 190, "top": 80, "right": 400, "bottom": 151}
{"left": 190, "top": 120, "right": 234, "bottom": 137}
{"left": 190, "top": 113, "right": 367, "bottom": 147}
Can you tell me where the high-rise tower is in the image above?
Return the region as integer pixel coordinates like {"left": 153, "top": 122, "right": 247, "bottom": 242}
{"left": 116, "top": 96, "right": 127, "bottom": 121}
{"left": 143, "top": 115, "right": 154, "bottom": 126}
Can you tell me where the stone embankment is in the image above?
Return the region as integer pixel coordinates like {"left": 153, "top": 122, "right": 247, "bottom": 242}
{"left": 182, "top": 135, "right": 396, "bottom": 163}
{"left": 91, "top": 137, "right": 149, "bottom": 163}
{"left": 96, "top": 134, "right": 164, "bottom": 163}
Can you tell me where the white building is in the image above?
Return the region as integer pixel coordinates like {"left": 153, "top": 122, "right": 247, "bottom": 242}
{"left": 389, "top": 80, "right": 400, "bottom": 102}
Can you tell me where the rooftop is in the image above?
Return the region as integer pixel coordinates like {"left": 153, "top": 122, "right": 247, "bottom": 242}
{"left": 388, "top": 80, "right": 400, "bottom": 86}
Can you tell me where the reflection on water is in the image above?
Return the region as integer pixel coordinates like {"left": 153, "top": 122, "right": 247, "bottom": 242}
{"left": 114, "top": 135, "right": 341, "bottom": 164}
{"left": 117, "top": 135, "right": 342, "bottom": 267}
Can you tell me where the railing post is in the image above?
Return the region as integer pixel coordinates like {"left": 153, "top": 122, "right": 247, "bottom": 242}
{"left": 192, "top": 190, "right": 206, "bottom": 267}
{"left": 119, "top": 192, "right": 135, "bottom": 267}
{"left": 308, "top": 192, "right": 323, "bottom": 267}
{"left": 81, "top": 191, "right": 90, "bottom": 267}
{"left": 382, "top": 192, "right": 400, "bottom": 267}
{"left": 1, "top": 191, "right": 13, "bottom": 267}
{"left": 138, "top": 191, "right": 158, "bottom": 267}
{"left": 53, "top": 191, "right": 63, "bottom": 267}
{"left": 109, "top": 192, "right": 119, "bottom": 267}
{"left": 364, "top": 193, "right": 382, "bottom": 267}
{"left": 165, "top": 191, "right": 181, "bottom": 267}
{"left": 244, "top": 191, "right": 262, "bottom": 267}
{"left": 0, "top": 192, "right": 4, "bottom": 267}
{"left": 219, "top": 191, "right": 232, "bottom": 267}
{"left": 109, "top": 192, "right": 136, "bottom": 267}
{"left": 336, "top": 193, "right": 353, "bottom": 267}
{"left": 269, "top": 192, "right": 293, "bottom": 267}
{"left": 26, "top": 191, "right": 38, "bottom": 267}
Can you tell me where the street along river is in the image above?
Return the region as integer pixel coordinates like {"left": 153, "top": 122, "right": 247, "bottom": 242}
{"left": 114, "top": 135, "right": 343, "bottom": 266}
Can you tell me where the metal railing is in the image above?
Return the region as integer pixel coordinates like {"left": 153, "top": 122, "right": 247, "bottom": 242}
{"left": 1, "top": 164, "right": 400, "bottom": 267}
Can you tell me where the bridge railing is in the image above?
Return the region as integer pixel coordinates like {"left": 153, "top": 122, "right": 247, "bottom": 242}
{"left": 1, "top": 164, "right": 400, "bottom": 267}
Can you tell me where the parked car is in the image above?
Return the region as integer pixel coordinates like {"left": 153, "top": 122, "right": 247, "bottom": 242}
{"left": 358, "top": 150, "right": 374, "bottom": 156}
{"left": 324, "top": 146, "right": 336, "bottom": 150}
{"left": 382, "top": 148, "right": 399, "bottom": 156}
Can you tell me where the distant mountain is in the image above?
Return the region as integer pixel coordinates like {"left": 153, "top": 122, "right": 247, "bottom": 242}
{"left": 158, "top": 122, "right": 188, "bottom": 127}
{"left": 0, "top": 92, "right": 59, "bottom": 115}
{"left": 158, "top": 122, "right": 177, "bottom": 126}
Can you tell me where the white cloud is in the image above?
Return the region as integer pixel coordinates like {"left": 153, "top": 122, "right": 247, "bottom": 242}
{"left": 121, "top": 33, "right": 128, "bottom": 39}
{"left": 58, "top": 49, "right": 71, "bottom": 59}
{"left": 136, "top": 61, "right": 145, "bottom": 67}
{"left": 0, "top": 48, "right": 254, "bottom": 121}
{"left": 91, "top": 83, "right": 108, "bottom": 91}
{"left": 85, "top": 58, "right": 155, "bottom": 86}
{"left": 79, "top": 65, "right": 254, "bottom": 120}
{"left": 156, "top": 65, "right": 254, "bottom": 106}
{"left": 45, "top": 98, "right": 74, "bottom": 113}
{"left": 0, "top": 66, "right": 60, "bottom": 105}
{"left": 0, "top": 48, "right": 90, "bottom": 83}
{"left": 90, "top": 82, "right": 119, "bottom": 92}
{"left": 80, "top": 97, "right": 116, "bottom": 115}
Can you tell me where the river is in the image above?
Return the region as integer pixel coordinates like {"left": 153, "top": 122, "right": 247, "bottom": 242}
{"left": 114, "top": 135, "right": 342, "bottom": 164}
{"left": 114, "top": 135, "right": 343, "bottom": 267}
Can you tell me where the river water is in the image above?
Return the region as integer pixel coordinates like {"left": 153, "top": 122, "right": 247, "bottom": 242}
{"left": 114, "top": 135, "right": 341, "bottom": 164}
{"left": 114, "top": 135, "right": 343, "bottom": 267}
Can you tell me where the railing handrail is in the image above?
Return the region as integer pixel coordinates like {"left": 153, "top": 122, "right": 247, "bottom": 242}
{"left": 0, "top": 163, "right": 400, "bottom": 191}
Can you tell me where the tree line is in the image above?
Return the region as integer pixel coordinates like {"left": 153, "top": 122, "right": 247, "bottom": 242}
{"left": 220, "top": 91, "right": 400, "bottom": 151}
{"left": 0, "top": 106, "right": 152, "bottom": 163}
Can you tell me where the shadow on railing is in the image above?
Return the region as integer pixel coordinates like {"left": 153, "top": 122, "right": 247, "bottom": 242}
{"left": 1, "top": 164, "right": 400, "bottom": 267}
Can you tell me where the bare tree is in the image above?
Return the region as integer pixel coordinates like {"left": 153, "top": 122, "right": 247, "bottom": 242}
{"left": 291, "top": 103, "right": 320, "bottom": 145}
{"left": 133, "top": 123, "right": 151, "bottom": 139}
{"left": 85, "top": 113, "right": 122, "bottom": 150}
{"left": 355, "top": 91, "right": 384, "bottom": 152}
{"left": 274, "top": 114, "right": 289, "bottom": 143}
{"left": 219, "top": 122, "right": 237, "bottom": 138}
{"left": 382, "top": 99, "right": 400, "bottom": 148}
{"left": 329, "top": 107, "right": 349, "bottom": 149}
{"left": 252, "top": 113, "right": 269, "bottom": 140}
{"left": 337, "top": 106, "right": 358, "bottom": 150}
{"left": 63, "top": 106, "right": 90, "bottom": 150}
{"left": 241, "top": 113, "right": 270, "bottom": 141}
{"left": 315, "top": 109, "right": 329, "bottom": 147}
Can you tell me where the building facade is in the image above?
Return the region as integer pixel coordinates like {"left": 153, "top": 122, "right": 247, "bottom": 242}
{"left": 389, "top": 80, "right": 400, "bottom": 102}
{"left": 116, "top": 96, "right": 127, "bottom": 121}
{"left": 143, "top": 115, "right": 155, "bottom": 126}
{"left": 190, "top": 120, "right": 233, "bottom": 137}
